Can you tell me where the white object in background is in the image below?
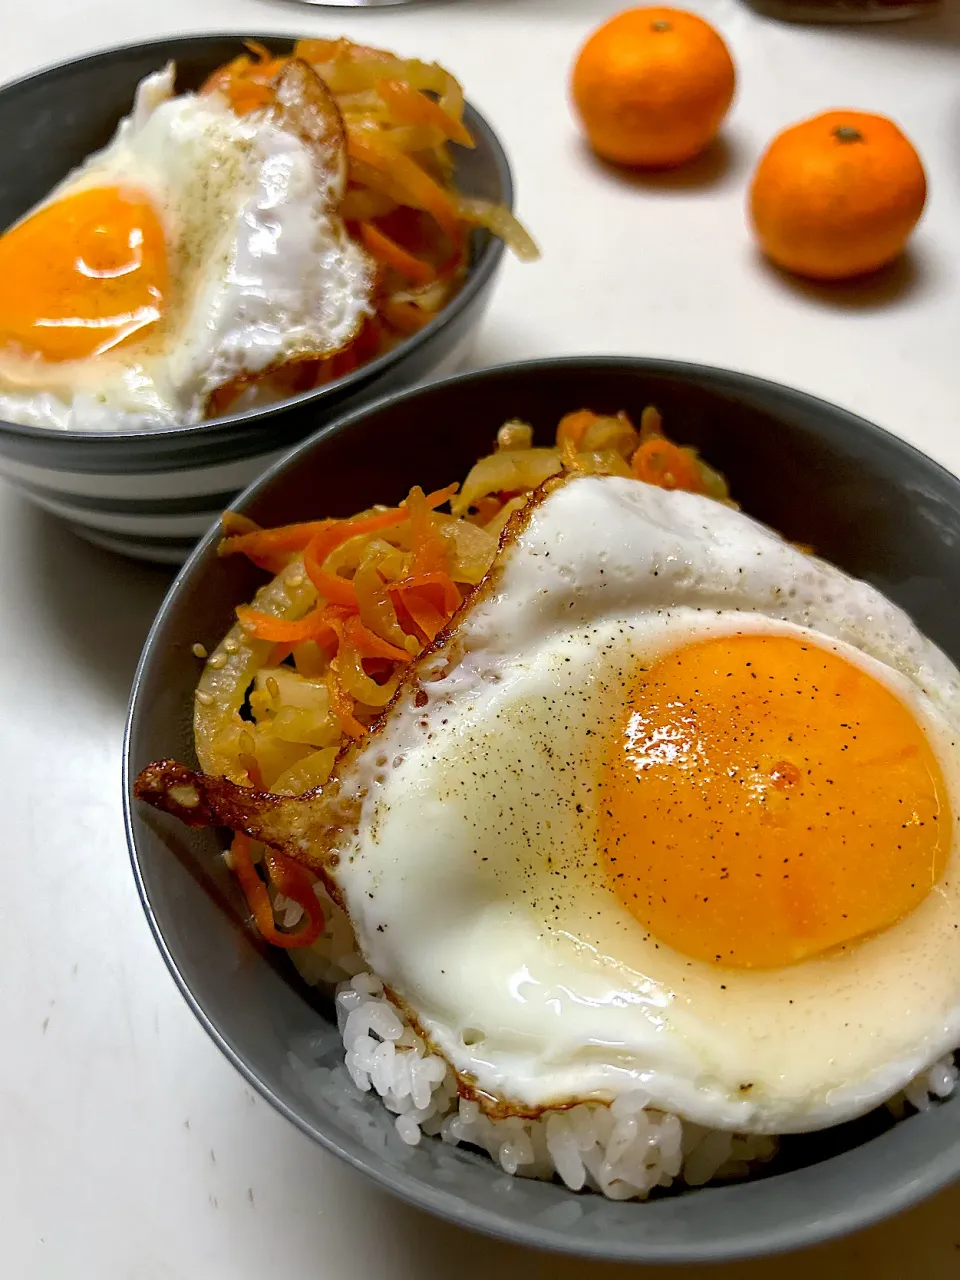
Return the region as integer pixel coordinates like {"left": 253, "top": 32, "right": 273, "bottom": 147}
{"left": 283, "top": 1, "right": 432, "bottom": 7}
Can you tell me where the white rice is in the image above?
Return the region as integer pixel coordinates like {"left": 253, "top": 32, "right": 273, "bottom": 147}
{"left": 285, "top": 883, "right": 958, "bottom": 1200}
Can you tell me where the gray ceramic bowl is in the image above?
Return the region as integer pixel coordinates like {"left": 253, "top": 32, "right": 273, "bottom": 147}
{"left": 0, "top": 34, "right": 511, "bottom": 561}
{"left": 124, "top": 358, "right": 960, "bottom": 1263}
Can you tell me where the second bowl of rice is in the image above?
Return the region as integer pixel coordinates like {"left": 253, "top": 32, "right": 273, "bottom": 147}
{"left": 125, "top": 357, "right": 960, "bottom": 1264}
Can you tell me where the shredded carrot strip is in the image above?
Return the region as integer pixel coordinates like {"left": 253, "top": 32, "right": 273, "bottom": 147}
{"left": 344, "top": 614, "right": 412, "bottom": 663}
{"left": 262, "top": 849, "right": 325, "bottom": 944}
{"left": 391, "top": 588, "right": 447, "bottom": 643}
{"left": 304, "top": 510, "right": 409, "bottom": 606}
{"left": 235, "top": 604, "right": 341, "bottom": 646}
{"left": 399, "top": 570, "right": 461, "bottom": 614}
{"left": 557, "top": 409, "right": 601, "bottom": 450}
{"left": 230, "top": 835, "right": 323, "bottom": 949}
{"left": 418, "top": 481, "right": 459, "bottom": 509}
{"left": 219, "top": 519, "right": 336, "bottom": 563}
{"left": 346, "top": 130, "right": 462, "bottom": 240}
{"left": 240, "top": 755, "right": 264, "bottom": 789}
{"left": 406, "top": 485, "right": 449, "bottom": 577}
{"left": 389, "top": 590, "right": 423, "bottom": 641}
{"left": 327, "top": 615, "right": 405, "bottom": 705}
{"left": 302, "top": 485, "right": 458, "bottom": 606}
{"left": 375, "top": 78, "right": 474, "bottom": 148}
{"left": 326, "top": 664, "right": 367, "bottom": 738}
{"left": 224, "top": 484, "right": 458, "bottom": 581}
{"left": 470, "top": 495, "right": 502, "bottom": 525}
{"left": 630, "top": 437, "right": 706, "bottom": 494}
{"left": 556, "top": 410, "right": 601, "bottom": 469}
{"left": 354, "top": 555, "right": 411, "bottom": 649}
{"left": 390, "top": 572, "right": 460, "bottom": 642}
{"left": 201, "top": 51, "right": 286, "bottom": 116}
{"left": 243, "top": 40, "right": 274, "bottom": 61}
{"left": 359, "top": 221, "right": 436, "bottom": 285}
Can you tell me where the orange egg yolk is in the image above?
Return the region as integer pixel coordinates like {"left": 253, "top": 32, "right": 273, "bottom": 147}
{"left": 598, "top": 633, "right": 951, "bottom": 969}
{"left": 0, "top": 186, "right": 167, "bottom": 362}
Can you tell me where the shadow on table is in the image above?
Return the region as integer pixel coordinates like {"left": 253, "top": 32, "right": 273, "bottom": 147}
{"left": 16, "top": 494, "right": 175, "bottom": 708}
{"left": 754, "top": 246, "right": 933, "bottom": 311}
{"left": 238, "top": 1061, "right": 960, "bottom": 1280}
{"left": 581, "top": 134, "right": 745, "bottom": 195}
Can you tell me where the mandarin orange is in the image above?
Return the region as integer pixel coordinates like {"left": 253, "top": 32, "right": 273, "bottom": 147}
{"left": 750, "top": 110, "right": 927, "bottom": 281}
{"left": 571, "top": 7, "right": 736, "bottom": 169}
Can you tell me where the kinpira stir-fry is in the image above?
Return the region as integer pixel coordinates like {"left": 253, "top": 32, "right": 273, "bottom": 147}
{"left": 144, "top": 410, "right": 729, "bottom": 947}
{"left": 0, "top": 38, "right": 537, "bottom": 434}
{"left": 135, "top": 406, "right": 960, "bottom": 1198}
{"left": 202, "top": 38, "right": 538, "bottom": 415}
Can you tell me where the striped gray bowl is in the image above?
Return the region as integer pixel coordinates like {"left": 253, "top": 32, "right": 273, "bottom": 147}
{"left": 0, "top": 34, "right": 512, "bottom": 562}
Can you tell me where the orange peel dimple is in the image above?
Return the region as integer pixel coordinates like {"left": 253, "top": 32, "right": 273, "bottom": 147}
{"left": 0, "top": 185, "right": 167, "bottom": 362}
{"left": 598, "top": 632, "right": 951, "bottom": 969}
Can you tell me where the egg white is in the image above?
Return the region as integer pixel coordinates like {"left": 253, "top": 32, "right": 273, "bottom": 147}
{"left": 325, "top": 475, "right": 960, "bottom": 1134}
{"left": 0, "top": 64, "right": 373, "bottom": 431}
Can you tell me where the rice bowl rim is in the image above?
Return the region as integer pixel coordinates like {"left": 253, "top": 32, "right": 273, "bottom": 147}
{"left": 123, "top": 356, "right": 960, "bottom": 1262}
{"left": 0, "top": 31, "right": 512, "bottom": 448}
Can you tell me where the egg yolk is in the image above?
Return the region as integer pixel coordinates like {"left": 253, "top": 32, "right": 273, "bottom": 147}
{"left": 0, "top": 186, "right": 167, "bottom": 361}
{"left": 598, "top": 633, "right": 951, "bottom": 968}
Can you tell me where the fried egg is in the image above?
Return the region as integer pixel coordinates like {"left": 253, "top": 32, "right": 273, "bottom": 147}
{"left": 0, "top": 62, "right": 373, "bottom": 430}
{"left": 325, "top": 475, "right": 960, "bottom": 1134}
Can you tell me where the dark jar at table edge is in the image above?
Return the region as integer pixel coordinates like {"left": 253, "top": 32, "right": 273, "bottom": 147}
{"left": 743, "top": 0, "right": 938, "bottom": 22}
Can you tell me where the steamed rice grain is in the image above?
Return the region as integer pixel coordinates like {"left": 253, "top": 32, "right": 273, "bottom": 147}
{"left": 288, "top": 883, "right": 956, "bottom": 1201}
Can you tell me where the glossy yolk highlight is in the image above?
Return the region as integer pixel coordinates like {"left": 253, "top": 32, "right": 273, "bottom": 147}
{"left": 598, "top": 633, "right": 951, "bottom": 968}
{"left": 0, "top": 186, "right": 167, "bottom": 361}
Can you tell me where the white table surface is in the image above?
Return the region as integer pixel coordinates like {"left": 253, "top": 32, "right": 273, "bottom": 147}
{"left": 4, "top": 0, "right": 960, "bottom": 1275}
